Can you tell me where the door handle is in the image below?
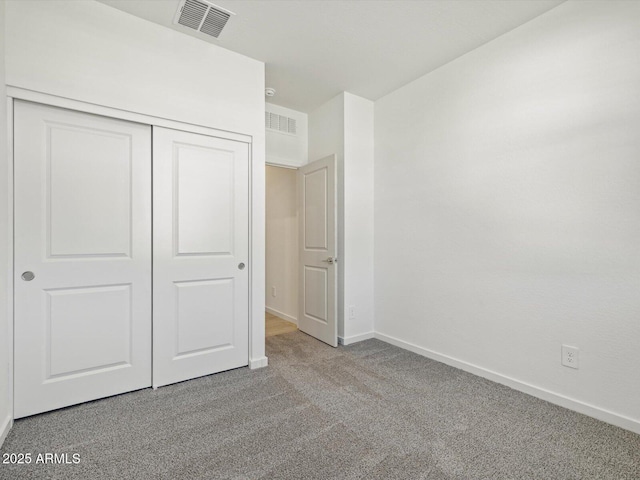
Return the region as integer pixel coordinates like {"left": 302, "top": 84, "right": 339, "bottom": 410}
{"left": 322, "top": 257, "right": 337, "bottom": 265}
{"left": 21, "top": 271, "right": 35, "bottom": 281}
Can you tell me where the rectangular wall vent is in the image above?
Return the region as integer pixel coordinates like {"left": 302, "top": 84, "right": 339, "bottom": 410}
{"left": 174, "top": 0, "right": 234, "bottom": 39}
{"left": 265, "top": 112, "right": 297, "bottom": 136}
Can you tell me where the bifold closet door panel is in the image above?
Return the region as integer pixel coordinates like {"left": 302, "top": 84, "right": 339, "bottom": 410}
{"left": 14, "top": 101, "right": 152, "bottom": 418}
{"left": 152, "top": 127, "right": 249, "bottom": 388}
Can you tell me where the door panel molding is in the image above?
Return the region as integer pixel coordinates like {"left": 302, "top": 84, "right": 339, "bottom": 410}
{"left": 7, "top": 87, "right": 252, "bottom": 144}
{"left": 152, "top": 126, "right": 250, "bottom": 388}
{"left": 297, "top": 155, "right": 338, "bottom": 347}
{"left": 10, "top": 96, "right": 261, "bottom": 421}
{"left": 13, "top": 101, "right": 152, "bottom": 418}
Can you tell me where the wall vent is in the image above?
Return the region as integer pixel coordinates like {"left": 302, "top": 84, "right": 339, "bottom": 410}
{"left": 265, "top": 112, "right": 297, "bottom": 136}
{"left": 174, "top": 0, "right": 234, "bottom": 39}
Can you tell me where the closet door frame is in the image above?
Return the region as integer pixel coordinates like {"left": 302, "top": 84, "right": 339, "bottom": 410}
{"left": 5, "top": 88, "right": 265, "bottom": 424}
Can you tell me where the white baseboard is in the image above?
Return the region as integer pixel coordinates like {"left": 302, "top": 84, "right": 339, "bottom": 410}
{"left": 249, "top": 356, "right": 268, "bottom": 369}
{"left": 374, "top": 332, "right": 640, "bottom": 435}
{"left": 0, "top": 414, "right": 12, "bottom": 448}
{"left": 265, "top": 307, "right": 297, "bottom": 325}
{"left": 339, "top": 331, "right": 375, "bottom": 346}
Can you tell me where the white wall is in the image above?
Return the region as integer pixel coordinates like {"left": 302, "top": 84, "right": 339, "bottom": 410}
{"left": 265, "top": 166, "right": 298, "bottom": 323}
{"left": 344, "top": 93, "right": 374, "bottom": 343}
{"left": 343, "top": 94, "right": 375, "bottom": 341}
{"left": 5, "top": 0, "right": 263, "bottom": 138}
{"left": 309, "top": 94, "right": 346, "bottom": 338}
{"left": 264, "top": 103, "right": 307, "bottom": 323}
{"left": 375, "top": 0, "right": 640, "bottom": 433}
{"left": 0, "top": 0, "right": 12, "bottom": 448}
{"left": 266, "top": 103, "right": 308, "bottom": 167}
{"left": 4, "top": 0, "right": 267, "bottom": 374}
{"left": 309, "top": 92, "right": 375, "bottom": 344}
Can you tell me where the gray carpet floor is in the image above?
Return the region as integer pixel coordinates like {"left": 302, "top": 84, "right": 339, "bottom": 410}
{"left": 1, "top": 331, "right": 639, "bottom": 479}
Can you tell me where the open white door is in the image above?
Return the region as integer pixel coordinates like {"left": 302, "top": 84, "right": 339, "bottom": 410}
{"left": 297, "top": 155, "right": 338, "bottom": 347}
{"left": 14, "top": 101, "right": 152, "bottom": 418}
{"left": 153, "top": 127, "right": 249, "bottom": 388}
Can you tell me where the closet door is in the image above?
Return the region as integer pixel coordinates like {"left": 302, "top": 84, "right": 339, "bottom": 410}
{"left": 153, "top": 127, "right": 249, "bottom": 387}
{"left": 14, "top": 101, "right": 152, "bottom": 418}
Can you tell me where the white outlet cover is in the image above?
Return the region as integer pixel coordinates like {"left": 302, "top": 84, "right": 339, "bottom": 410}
{"left": 561, "top": 345, "right": 579, "bottom": 369}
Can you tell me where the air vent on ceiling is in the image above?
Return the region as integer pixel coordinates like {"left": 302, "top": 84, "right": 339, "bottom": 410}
{"left": 265, "top": 112, "right": 297, "bottom": 136}
{"left": 174, "top": 0, "right": 234, "bottom": 39}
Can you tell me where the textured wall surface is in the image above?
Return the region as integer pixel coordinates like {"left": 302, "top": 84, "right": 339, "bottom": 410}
{"left": 266, "top": 166, "right": 298, "bottom": 322}
{"left": 375, "top": 0, "right": 640, "bottom": 430}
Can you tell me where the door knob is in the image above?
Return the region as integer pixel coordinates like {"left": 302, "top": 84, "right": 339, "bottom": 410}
{"left": 322, "top": 257, "right": 337, "bottom": 265}
{"left": 21, "top": 271, "right": 35, "bottom": 281}
{"left": 238, "top": 263, "right": 245, "bottom": 270}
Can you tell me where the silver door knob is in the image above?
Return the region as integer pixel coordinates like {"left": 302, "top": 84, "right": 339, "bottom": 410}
{"left": 322, "top": 257, "right": 337, "bottom": 265}
{"left": 238, "top": 263, "right": 245, "bottom": 270}
{"left": 21, "top": 271, "right": 35, "bottom": 281}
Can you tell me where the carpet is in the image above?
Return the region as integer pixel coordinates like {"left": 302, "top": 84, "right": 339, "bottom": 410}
{"left": 1, "top": 331, "right": 639, "bottom": 479}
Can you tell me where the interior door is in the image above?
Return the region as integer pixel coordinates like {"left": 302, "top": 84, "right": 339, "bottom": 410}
{"left": 297, "top": 155, "right": 337, "bottom": 347}
{"left": 153, "top": 127, "right": 249, "bottom": 388}
{"left": 14, "top": 101, "right": 152, "bottom": 418}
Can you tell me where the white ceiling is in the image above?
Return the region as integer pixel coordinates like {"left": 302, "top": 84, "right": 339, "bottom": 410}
{"left": 97, "top": 0, "right": 565, "bottom": 113}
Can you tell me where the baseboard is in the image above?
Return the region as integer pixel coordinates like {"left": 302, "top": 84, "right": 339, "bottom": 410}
{"left": 374, "top": 332, "right": 640, "bottom": 435}
{"left": 338, "top": 331, "right": 375, "bottom": 346}
{"left": 0, "top": 414, "right": 12, "bottom": 448}
{"left": 249, "top": 356, "right": 268, "bottom": 369}
{"left": 265, "top": 307, "right": 297, "bottom": 325}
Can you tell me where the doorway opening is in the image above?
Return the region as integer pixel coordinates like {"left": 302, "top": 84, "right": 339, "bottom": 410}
{"left": 265, "top": 164, "right": 299, "bottom": 338}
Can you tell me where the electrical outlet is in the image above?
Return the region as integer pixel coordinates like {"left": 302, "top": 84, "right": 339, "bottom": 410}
{"left": 561, "top": 345, "right": 579, "bottom": 369}
{"left": 348, "top": 305, "right": 356, "bottom": 319}
{"left": 271, "top": 286, "right": 276, "bottom": 297}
